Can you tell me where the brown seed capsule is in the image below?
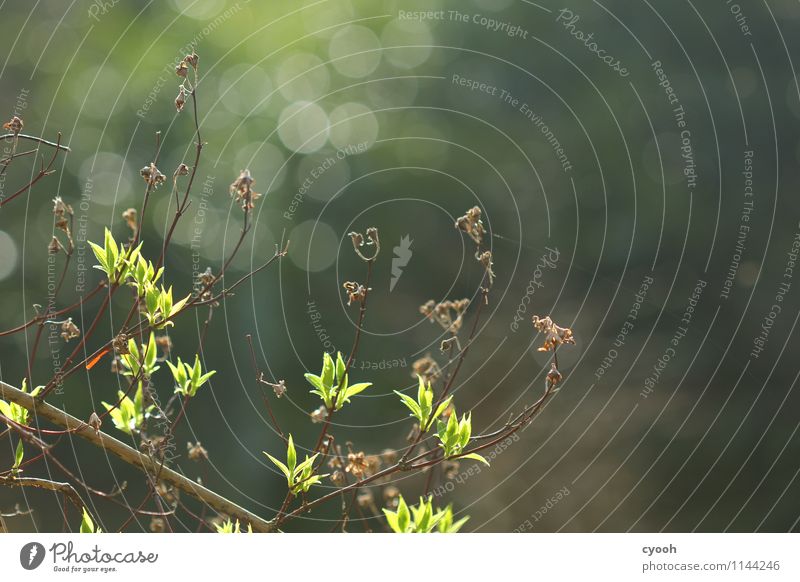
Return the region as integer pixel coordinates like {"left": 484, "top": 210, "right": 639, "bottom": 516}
{"left": 546, "top": 362, "right": 563, "bottom": 387}
{"left": 87, "top": 412, "right": 102, "bottom": 434}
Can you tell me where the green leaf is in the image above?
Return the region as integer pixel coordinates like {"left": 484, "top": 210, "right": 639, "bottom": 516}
{"left": 459, "top": 453, "right": 489, "bottom": 466}
{"left": 321, "top": 352, "right": 335, "bottom": 389}
{"left": 265, "top": 453, "right": 291, "bottom": 480}
{"left": 144, "top": 332, "right": 157, "bottom": 371}
{"left": 431, "top": 396, "right": 453, "bottom": 428}
{"left": 79, "top": 507, "right": 100, "bottom": 533}
{"left": 396, "top": 496, "right": 410, "bottom": 533}
{"left": 335, "top": 352, "right": 346, "bottom": 384}
{"left": 341, "top": 382, "right": 371, "bottom": 403}
{"left": 395, "top": 391, "right": 422, "bottom": 419}
{"left": 170, "top": 293, "right": 191, "bottom": 317}
{"left": 304, "top": 373, "right": 324, "bottom": 391}
{"left": 383, "top": 509, "right": 401, "bottom": 533}
{"left": 286, "top": 434, "right": 297, "bottom": 474}
{"left": 13, "top": 439, "right": 24, "bottom": 470}
{"left": 88, "top": 240, "right": 108, "bottom": 275}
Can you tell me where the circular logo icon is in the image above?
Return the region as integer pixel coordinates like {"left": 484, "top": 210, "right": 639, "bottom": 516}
{"left": 19, "top": 542, "right": 46, "bottom": 570}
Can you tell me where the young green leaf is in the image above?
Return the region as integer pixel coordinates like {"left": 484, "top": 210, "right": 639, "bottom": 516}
{"left": 13, "top": 439, "right": 24, "bottom": 471}
{"left": 80, "top": 507, "right": 101, "bottom": 533}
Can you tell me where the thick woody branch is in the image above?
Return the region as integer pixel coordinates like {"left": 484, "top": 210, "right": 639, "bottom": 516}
{"left": 0, "top": 475, "right": 87, "bottom": 515}
{"left": 0, "top": 380, "right": 275, "bottom": 532}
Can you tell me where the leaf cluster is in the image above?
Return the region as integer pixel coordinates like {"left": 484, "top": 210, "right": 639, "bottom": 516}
{"left": 304, "top": 352, "right": 371, "bottom": 411}
{"left": 383, "top": 495, "right": 469, "bottom": 533}
{"left": 264, "top": 434, "right": 327, "bottom": 495}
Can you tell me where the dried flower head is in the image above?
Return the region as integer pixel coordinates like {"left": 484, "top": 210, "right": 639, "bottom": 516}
{"left": 140, "top": 163, "right": 166, "bottom": 189}
{"left": 149, "top": 517, "right": 166, "bottom": 533}
{"left": 381, "top": 448, "right": 397, "bottom": 465}
{"left": 175, "top": 85, "right": 186, "bottom": 112}
{"left": 443, "top": 460, "right": 460, "bottom": 479}
{"left": 260, "top": 375, "right": 286, "bottom": 398}
{"left": 187, "top": 441, "right": 209, "bottom": 462}
{"left": 174, "top": 163, "right": 189, "bottom": 178}
{"left": 348, "top": 227, "right": 380, "bottom": 261}
{"left": 365, "top": 454, "right": 382, "bottom": 476}
{"left": 322, "top": 445, "right": 340, "bottom": 469}
{"left": 477, "top": 250, "right": 495, "bottom": 285}
{"left": 412, "top": 354, "right": 441, "bottom": 383}
{"left": 531, "top": 315, "right": 576, "bottom": 352}
{"left": 87, "top": 412, "right": 102, "bottom": 434}
{"left": 310, "top": 405, "right": 326, "bottom": 424}
{"left": 122, "top": 208, "right": 137, "bottom": 232}
{"left": 112, "top": 333, "right": 129, "bottom": 355}
{"left": 345, "top": 451, "right": 369, "bottom": 478}
{"left": 383, "top": 485, "right": 400, "bottom": 508}
{"left": 155, "top": 334, "right": 172, "bottom": 354}
{"left": 52, "top": 196, "right": 74, "bottom": 248}
{"left": 406, "top": 422, "right": 421, "bottom": 443}
{"left": 420, "top": 298, "right": 470, "bottom": 334}
{"left": 330, "top": 470, "right": 346, "bottom": 486}
{"left": 2, "top": 115, "right": 23, "bottom": 134}
{"left": 175, "top": 60, "right": 189, "bottom": 78}
{"left": 48, "top": 236, "right": 62, "bottom": 255}
{"left": 343, "top": 281, "right": 369, "bottom": 306}
{"left": 184, "top": 52, "right": 199, "bottom": 69}
{"left": 156, "top": 482, "right": 179, "bottom": 506}
{"left": 60, "top": 318, "right": 80, "bottom": 342}
{"left": 357, "top": 490, "right": 374, "bottom": 509}
{"left": 229, "top": 169, "right": 261, "bottom": 211}
{"left": 456, "top": 206, "right": 486, "bottom": 245}
{"left": 440, "top": 336, "right": 460, "bottom": 353}
{"left": 52, "top": 195, "right": 73, "bottom": 219}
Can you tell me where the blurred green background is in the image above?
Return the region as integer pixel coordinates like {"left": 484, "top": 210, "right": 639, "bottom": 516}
{"left": 1, "top": 0, "right": 800, "bottom": 532}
